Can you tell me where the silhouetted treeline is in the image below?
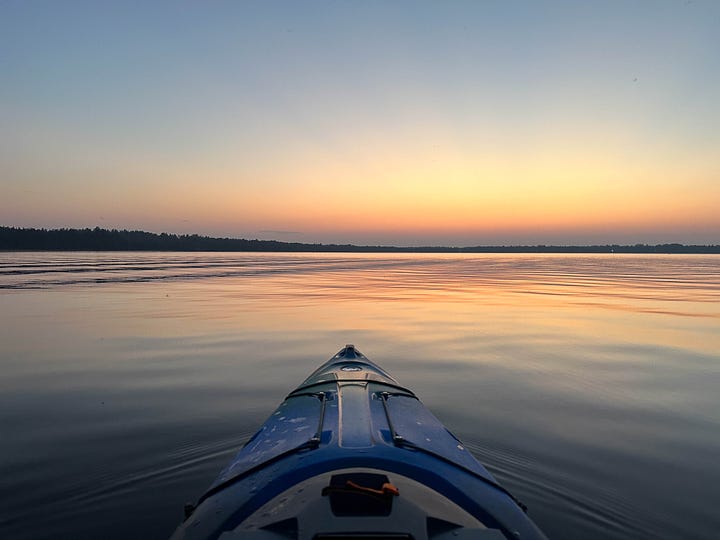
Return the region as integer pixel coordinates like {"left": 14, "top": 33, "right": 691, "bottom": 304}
{"left": 0, "top": 227, "right": 401, "bottom": 252}
{"left": 1, "top": 226, "right": 718, "bottom": 253}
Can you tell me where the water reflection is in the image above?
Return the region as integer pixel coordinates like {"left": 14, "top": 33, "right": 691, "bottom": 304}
{"left": 0, "top": 253, "right": 718, "bottom": 539}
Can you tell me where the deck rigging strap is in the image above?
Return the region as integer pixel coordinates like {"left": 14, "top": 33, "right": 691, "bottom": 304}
{"left": 309, "top": 391, "right": 327, "bottom": 447}
{"left": 321, "top": 480, "right": 400, "bottom": 498}
{"left": 288, "top": 378, "right": 417, "bottom": 399}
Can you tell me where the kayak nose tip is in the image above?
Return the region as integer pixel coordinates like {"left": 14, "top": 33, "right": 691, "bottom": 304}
{"left": 338, "top": 344, "right": 359, "bottom": 359}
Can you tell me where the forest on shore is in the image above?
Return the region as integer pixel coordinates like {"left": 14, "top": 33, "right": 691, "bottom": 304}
{"left": 1, "top": 226, "right": 718, "bottom": 253}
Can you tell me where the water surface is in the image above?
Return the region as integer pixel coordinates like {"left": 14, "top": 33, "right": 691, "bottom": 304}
{"left": 1, "top": 252, "right": 719, "bottom": 539}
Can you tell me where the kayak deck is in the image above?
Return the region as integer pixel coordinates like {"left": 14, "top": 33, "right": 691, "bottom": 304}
{"left": 171, "top": 346, "right": 547, "bottom": 540}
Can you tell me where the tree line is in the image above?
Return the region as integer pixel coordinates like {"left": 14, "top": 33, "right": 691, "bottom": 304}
{"left": 1, "top": 226, "right": 718, "bottom": 253}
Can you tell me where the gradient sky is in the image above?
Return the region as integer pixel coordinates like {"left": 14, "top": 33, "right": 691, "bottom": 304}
{"left": 2, "top": 1, "right": 718, "bottom": 246}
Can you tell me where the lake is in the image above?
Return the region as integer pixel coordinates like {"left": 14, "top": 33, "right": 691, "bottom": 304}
{"left": 1, "top": 252, "right": 719, "bottom": 539}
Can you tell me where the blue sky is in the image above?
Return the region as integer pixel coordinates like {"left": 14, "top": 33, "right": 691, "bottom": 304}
{"left": 2, "top": 1, "right": 718, "bottom": 245}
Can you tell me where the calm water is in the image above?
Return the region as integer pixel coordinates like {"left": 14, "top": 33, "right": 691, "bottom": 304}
{"left": 1, "top": 252, "right": 719, "bottom": 540}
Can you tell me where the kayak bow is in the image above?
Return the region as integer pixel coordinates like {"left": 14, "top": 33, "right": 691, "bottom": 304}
{"left": 171, "top": 345, "right": 548, "bottom": 540}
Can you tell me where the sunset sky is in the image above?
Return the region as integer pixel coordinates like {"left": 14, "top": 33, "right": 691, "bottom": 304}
{"left": 2, "top": 1, "right": 718, "bottom": 246}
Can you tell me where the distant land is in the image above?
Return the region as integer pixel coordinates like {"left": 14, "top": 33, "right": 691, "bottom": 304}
{"left": 1, "top": 226, "right": 718, "bottom": 253}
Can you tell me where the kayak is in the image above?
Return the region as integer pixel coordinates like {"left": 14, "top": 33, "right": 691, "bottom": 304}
{"left": 171, "top": 345, "right": 548, "bottom": 540}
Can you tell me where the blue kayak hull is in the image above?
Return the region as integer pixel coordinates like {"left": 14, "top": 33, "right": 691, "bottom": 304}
{"left": 171, "top": 346, "right": 548, "bottom": 540}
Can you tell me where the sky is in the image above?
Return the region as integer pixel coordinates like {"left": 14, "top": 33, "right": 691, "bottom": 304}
{"left": 1, "top": 1, "right": 719, "bottom": 246}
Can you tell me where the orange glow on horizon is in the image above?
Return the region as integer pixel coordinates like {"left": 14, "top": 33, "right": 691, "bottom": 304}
{"left": 6, "top": 120, "right": 718, "bottom": 244}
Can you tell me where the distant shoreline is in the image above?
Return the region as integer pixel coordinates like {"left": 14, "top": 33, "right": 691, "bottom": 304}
{"left": 1, "top": 226, "right": 718, "bottom": 253}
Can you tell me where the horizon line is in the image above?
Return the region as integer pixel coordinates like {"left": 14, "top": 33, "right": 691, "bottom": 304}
{"left": 1, "top": 226, "right": 718, "bottom": 253}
